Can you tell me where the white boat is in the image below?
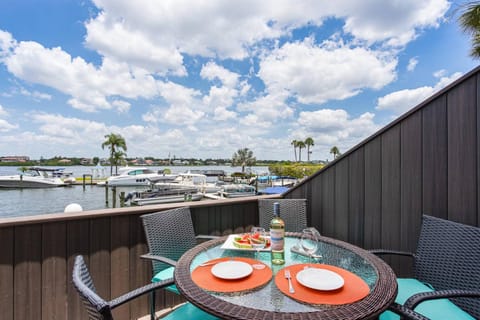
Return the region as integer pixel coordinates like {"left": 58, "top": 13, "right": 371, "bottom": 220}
{"left": 51, "top": 167, "right": 76, "bottom": 184}
{"left": 126, "top": 184, "right": 203, "bottom": 206}
{"left": 0, "top": 167, "right": 66, "bottom": 188}
{"left": 106, "top": 167, "right": 177, "bottom": 187}
{"left": 156, "top": 172, "right": 222, "bottom": 194}
{"left": 217, "top": 184, "right": 257, "bottom": 198}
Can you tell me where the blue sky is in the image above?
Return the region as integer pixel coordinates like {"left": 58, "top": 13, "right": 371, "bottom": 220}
{"left": 0, "top": 0, "right": 477, "bottom": 161}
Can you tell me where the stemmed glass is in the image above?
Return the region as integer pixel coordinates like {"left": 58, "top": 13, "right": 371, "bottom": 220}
{"left": 300, "top": 227, "right": 320, "bottom": 266}
{"left": 249, "top": 226, "right": 267, "bottom": 269}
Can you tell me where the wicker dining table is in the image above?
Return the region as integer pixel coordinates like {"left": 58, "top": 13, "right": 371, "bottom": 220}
{"left": 174, "top": 232, "right": 397, "bottom": 320}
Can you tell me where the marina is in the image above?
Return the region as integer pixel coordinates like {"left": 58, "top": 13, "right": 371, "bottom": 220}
{"left": 0, "top": 165, "right": 270, "bottom": 218}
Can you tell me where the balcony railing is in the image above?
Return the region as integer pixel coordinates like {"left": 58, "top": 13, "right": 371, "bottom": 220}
{"left": 0, "top": 195, "right": 279, "bottom": 320}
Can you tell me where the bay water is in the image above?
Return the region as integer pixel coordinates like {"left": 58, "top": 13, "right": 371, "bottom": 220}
{"left": 0, "top": 165, "right": 269, "bottom": 218}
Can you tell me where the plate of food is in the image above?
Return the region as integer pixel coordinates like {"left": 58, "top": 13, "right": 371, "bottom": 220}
{"left": 221, "top": 234, "right": 271, "bottom": 251}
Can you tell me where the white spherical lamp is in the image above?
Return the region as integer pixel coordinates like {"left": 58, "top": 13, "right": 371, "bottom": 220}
{"left": 64, "top": 203, "right": 83, "bottom": 213}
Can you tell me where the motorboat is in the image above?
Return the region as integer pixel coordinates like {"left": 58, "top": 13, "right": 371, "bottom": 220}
{"left": 250, "top": 175, "right": 299, "bottom": 188}
{"left": 216, "top": 184, "right": 257, "bottom": 198}
{"left": 0, "top": 167, "right": 66, "bottom": 188}
{"left": 125, "top": 184, "right": 203, "bottom": 206}
{"left": 106, "top": 167, "right": 177, "bottom": 187}
{"left": 156, "top": 172, "right": 222, "bottom": 194}
{"left": 50, "top": 167, "right": 76, "bottom": 184}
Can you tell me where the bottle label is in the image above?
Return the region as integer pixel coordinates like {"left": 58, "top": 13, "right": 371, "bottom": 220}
{"left": 270, "top": 229, "right": 284, "bottom": 251}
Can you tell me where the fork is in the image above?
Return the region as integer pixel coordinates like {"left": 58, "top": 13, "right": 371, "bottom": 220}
{"left": 284, "top": 269, "right": 295, "bottom": 294}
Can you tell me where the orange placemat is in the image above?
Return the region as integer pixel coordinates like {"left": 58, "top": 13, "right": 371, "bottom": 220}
{"left": 275, "top": 264, "right": 370, "bottom": 305}
{"left": 192, "top": 257, "right": 272, "bottom": 293}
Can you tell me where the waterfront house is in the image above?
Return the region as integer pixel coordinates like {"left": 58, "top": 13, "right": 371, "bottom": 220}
{"left": 1, "top": 66, "right": 480, "bottom": 319}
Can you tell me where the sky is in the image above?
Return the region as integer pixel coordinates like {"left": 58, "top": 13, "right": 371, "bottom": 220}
{"left": 0, "top": 0, "right": 478, "bottom": 161}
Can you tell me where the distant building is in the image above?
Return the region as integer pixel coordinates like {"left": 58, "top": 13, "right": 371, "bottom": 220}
{"left": 58, "top": 159, "right": 72, "bottom": 164}
{"left": 80, "top": 158, "right": 92, "bottom": 165}
{"left": 0, "top": 156, "right": 30, "bottom": 162}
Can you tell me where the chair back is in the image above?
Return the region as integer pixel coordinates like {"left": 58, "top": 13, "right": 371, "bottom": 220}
{"left": 414, "top": 215, "right": 480, "bottom": 317}
{"left": 72, "top": 255, "right": 113, "bottom": 320}
{"left": 258, "top": 199, "right": 307, "bottom": 232}
{"left": 141, "top": 207, "right": 198, "bottom": 275}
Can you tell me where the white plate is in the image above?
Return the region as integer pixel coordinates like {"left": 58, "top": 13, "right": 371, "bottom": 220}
{"left": 211, "top": 260, "right": 253, "bottom": 280}
{"left": 220, "top": 234, "right": 271, "bottom": 251}
{"left": 296, "top": 268, "right": 344, "bottom": 291}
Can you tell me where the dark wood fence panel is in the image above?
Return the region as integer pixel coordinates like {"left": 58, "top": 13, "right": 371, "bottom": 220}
{"left": 14, "top": 225, "right": 42, "bottom": 320}
{"left": 447, "top": 75, "right": 477, "bottom": 226}
{"left": 363, "top": 138, "right": 382, "bottom": 250}
{"left": 422, "top": 95, "right": 448, "bottom": 220}
{"left": 42, "top": 222, "right": 67, "bottom": 320}
{"left": 334, "top": 159, "right": 349, "bottom": 241}
{"left": 348, "top": 148, "right": 365, "bottom": 247}
{"left": 0, "top": 227, "right": 14, "bottom": 320}
{"left": 400, "top": 112, "right": 422, "bottom": 254}
{"left": 284, "top": 66, "right": 480, "bottom": 275}
{"left": 320, "top": 169, "right": 335, "bottom": 237}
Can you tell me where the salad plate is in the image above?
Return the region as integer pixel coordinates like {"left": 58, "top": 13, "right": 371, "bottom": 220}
{"left": 220, "top": 234, "right": 271, "bottom": 251}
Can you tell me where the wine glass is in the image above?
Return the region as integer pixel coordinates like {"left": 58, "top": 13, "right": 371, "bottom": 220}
{"left": 300, "top": 228, "right": 320, "bottom": 266}
{"left": 249, "top": 226, "right": 267, "bottom": 269}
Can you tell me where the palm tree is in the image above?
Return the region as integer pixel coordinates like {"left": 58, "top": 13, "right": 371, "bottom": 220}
{"left": 305, "top": 137, "right": 314, "bottom": 162}
{"left": 297, "top": 141, "right": 306, "bottom": 162}
{"left": 101, "top": 133, "right": 127, "bottom": 175}
{"left": 330, "top": 146, "right": 340, "bottom": 160}
{"left": 291, "top": 140, "right": 298, "bottom": 162}
{"left": 232, "top": 148, "right": 256, "bottom": 173}
{"left": 112, "top": 150, "right": 127, "bottom": 175}
{"left": 458, "top": 2, "right": 480, "bottom": 58}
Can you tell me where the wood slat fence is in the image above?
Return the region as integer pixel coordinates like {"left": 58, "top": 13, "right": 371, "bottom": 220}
{"left": 285, "top": 65, "right": 480, "bottom": 276}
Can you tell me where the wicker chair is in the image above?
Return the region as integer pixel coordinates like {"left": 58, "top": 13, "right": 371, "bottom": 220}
{"left": 258, "top": 199, "right": 307, "bottom": 232}
{"left": 372, "top": 215, "right": 480, "bottom": 320}
{"left": 141, "top": 207, "right": 219, "bottom": 320}
{"left": 72, "top": 255, "right": 217, "bottom": 320}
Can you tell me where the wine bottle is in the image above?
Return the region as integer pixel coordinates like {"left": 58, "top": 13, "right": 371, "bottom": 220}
{"left": 270, "top": 202, "right": 285, "bottom": 265}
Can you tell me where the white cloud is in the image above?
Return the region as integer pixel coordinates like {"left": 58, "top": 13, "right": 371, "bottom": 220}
{"left": 0, "top": 30, "right": 16, "bottom": 59}
{"left": 201, "top": 61, "right": 239, "bottom": 88}
{"left": 407, "top": 57, "right": 418, "bottom": 71}
{"left": 0, "top": 104, "right": 6, "bottom": 116}
{"left": 342, "top": 0, "right": 450, "bottom": 46}
{"left": 237, "top": 90, "right": 293, "bottom": 121}
{"left": 0, "top": 105, "right": 17, "bottom": 132}
{"left": 3, "top": 41, "right": 160, "bottom": 112}
{"left": 259, "top": 38, "right": 397, "bottom": 104}
{"left": 376, "top": 71, "right": 463, "bottom": 114}
{"left": 292, "top": 109, "right": 380, "bottom": 159}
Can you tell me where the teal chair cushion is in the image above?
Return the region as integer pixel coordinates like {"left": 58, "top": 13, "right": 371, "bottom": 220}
{"left": 152, "top": 267, "right": 179, "bottom": 295}
{"left": 163, "top": 302, "right": 218, "bottom": 320}
{"left": 380, "top": 278, "right": 475, "bottom": 320}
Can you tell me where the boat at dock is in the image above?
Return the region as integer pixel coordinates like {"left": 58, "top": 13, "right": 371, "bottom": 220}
{"left": 125, "top": 184, "right": 203, "bottom": 206}
{"left": 156, "top": 172, "right": 222, "bottom": 194}
{"left": 106, "top": 167, "right": 177, "bottom": 187}
{"left": 216, "top": 183, "right": 257, "bottom": 198}
{"left": 0, "top": 167, "right": 67, "bottom": 188}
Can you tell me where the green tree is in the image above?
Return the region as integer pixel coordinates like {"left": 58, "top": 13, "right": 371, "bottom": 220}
{"left": 297, "top": 141, "right": 306, "bottom": 162}
{"left": 458, "top": 2, "right": 480, "bottom": 58}
{"left": 305, "top": 137, "right": 314, "bottom": 162}
{"left": 291, "top": 139, "right": 298, "bottom": 162}
{"left": 92, "top": 157, "right": 99, "bottom": 165}
{"left": 113, "top": 151, "right": 127, "bottom": 174}
{"left": 232, "top": 148, "right": 256, "bottom": 172}
{"left": 330, "top": 146, "right": 341, "bottom": 160}
{"left": 101, "top": 133, "right": 127, "bottom": 175}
